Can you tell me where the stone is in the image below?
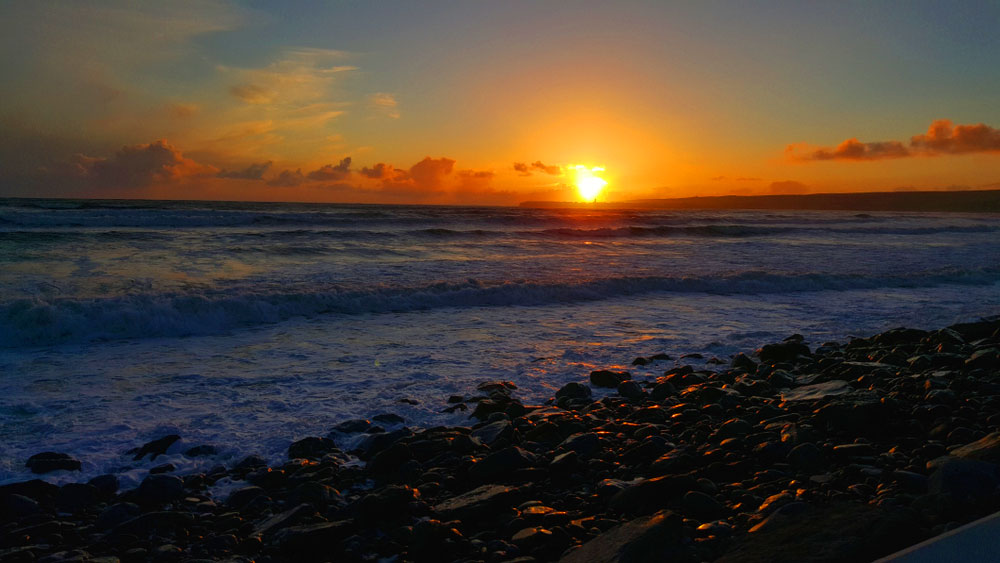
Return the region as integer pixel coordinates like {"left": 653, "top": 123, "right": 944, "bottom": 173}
{"left": 471, "top": 420, "right": 514, "bottom": 446}
{"left": 591, "top": 370, "right": 630, "bottom": 388}
{"left": 558, "top": 433, "right": 602, "bottom": 457}
{"left": 950, "top": 432, "right": 1000, "bottom": 464}
{"left": 331, "top": 419, "right": 372, "bottom": 433}
{"left": 276, "top": 521, "right": 355, "bottom": 561}
{"left": 650, "top": 381, "right": 677, "bottom": 401}
{"left": 787, "top": 443, "right": 825, "bottom": 472}
{"left": 131, "top": 435, "right": 181, "bottom": 461}
{"left": 433, "top": 484, "right": 522, "bottom": 521}
{"left": 681, "top": 491, "right": 726, "bottom": 520}
{"left": 609, "top": 475, "right": 697, "bottom": 515}
{"left": 134, "top": 474, "right": 185, "bottom": 505}
{"left": 617, "top": 380, "right": 646, "bottom": 400}
{"left": 56, "top": 483, "right": 100, "bottom": 512}
{"left": 149, "top": 463, "right": 176, "bottom": 474}
{"left": 559, "top": 510, "right": 685, "bottom": 563}
{"left": 253, "top": 503, "right": 314, "bottom": 538}
{"left": 555, "top": 382, "right": 592, "bottom": 401}
{"left": 757, "top": 341, "right": 810, "bottom": 363}
{"left": 183, "top": 445, "right": 218, "bottom": 457}
{"left": 88, "top": 474, "right": 119, "bottom": 497}
{"left": 2, "top": 494, "right": 40, "bottom": 521}
{"left": 731, "top": 353, "right": 758, "bottom": 372}
{"left": 288, "top": 436, "right": 337, "bottom": 460}
{"left": 373, "top": 413, "right": 405, "bottom": 425}
{"left": 748, "top": 502, "right": 811, "bottom": 533}
{"left": 927, "top": 457, "right": 1000, "bottom": 501}
{"left": 96, "top": 502, "right": 141, "bottom": 530}
{"left": 227, "top": 486, "right": 267, "bottom": 509}
{"left": 25, "top": 452, "right": 81, "bottom": 474}
{"left": 469, "top": 447, "right": 537, "bottom": 482}
{"left": 781, "top": 380, "right": 851, "bottom": 402}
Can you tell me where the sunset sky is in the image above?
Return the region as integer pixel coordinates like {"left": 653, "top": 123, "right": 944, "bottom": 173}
{"left": 2, "top": 1, "right": 999, "bottom": 205}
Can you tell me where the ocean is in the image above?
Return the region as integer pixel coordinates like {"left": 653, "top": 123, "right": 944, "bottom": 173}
{"left": 2, "top": 198, "right": 999, "bottom": 486}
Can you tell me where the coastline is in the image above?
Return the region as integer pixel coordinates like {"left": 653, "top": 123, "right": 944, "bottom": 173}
{"left": 3, "top": 317, "right": 1000, "bottom": 561}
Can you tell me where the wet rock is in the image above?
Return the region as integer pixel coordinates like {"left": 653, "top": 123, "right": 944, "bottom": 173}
{"left": 253, "top": 503, "right": 314, "bottom": 538}
{"left": 731, "top": 353, "right": 758, "bottom": 373}
{"left": 787, "top": 443, "right": 825, "bottom": 473}
{"left": 681, "top": 491, "right": 727, "bottom": 520}
{"left": 748, "top": 502, "right": 811, "bottom": 533}
{"left": 149, "top": 463, "right": 175, "bottom": 474}
{"left": 470, "top": 447, "right": 537, "bottom": 482}
{"left": 96, "top": 502, "right": 141, "bottom": 530}
{"left": 609, "top": 475, "right": 697, "bottom": 515}
{"left": 617, "top": 380, "right": 646, "bottom": 400}
{"left": 471, "top": 420, "right": 514, "bottom": 446}
{"left": 559, "top": 433, "right": 602, "bottom": 458}
{"left": 288, "top": 436, "right": 337, "bottom": 460}
{"left": 650, "top": 381, "right": 677, "bottom": 401}
{"left": 560, "top": 510, "right": 684, "bottom": 563}
{"left": 555, "top": 382, "right": 592, "bottom": 401}
{"left": 227, "top": 486, "right": 267, "bottom": 510}
{"left": 25, "top": 452, "right": 81, "bottom": 474}
{"left": 56, "top": 483, "right": 100, "bottom": 512}
{"left": 757, "top": 341, "right": 810, "bottom": 363}
{"left": 373, "top": 413, "right": 405, "bottom": 425}
{"left": 88, "top": 474, "right": 120, "bottom": 497}
{"left": 949, "top": 431, "right": 1000, "bottom": 463}
{"left": 276, "top": 521, "right": 355, "bottom": 561}
{"left": 591, "top": 370, "right": 630, "bottom": 388}
{"left": 781, "top": 380, "right": 851, "bottom": 402}
{"left": 332, "top": 419, "right": 372, "bottom": 433}
{"left": 130, "top": 435, "right": 181, "bottom": 461}
{"left": 134, "top": 474, "right": 185, "bottom": 505}
{"left": 927, "top": 457, "right": 1000, "bottom": 501}
{"left": 183, "top": 444, "right": 218, "bottom": 457}
{"left": 2, "top": 494, "right": 40, "bottom": 521}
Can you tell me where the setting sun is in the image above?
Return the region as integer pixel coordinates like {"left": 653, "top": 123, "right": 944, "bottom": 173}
{"left": 573, "top": 165, "right": 608, "bottom": 202}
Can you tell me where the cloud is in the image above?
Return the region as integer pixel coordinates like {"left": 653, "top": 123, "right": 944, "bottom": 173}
{"left": 457, "top": 169, "right": 495, "bottom": 191}
{"left": 371, "top": 93, "right": 400, "bottom": 118}
{"left": 360, "top": 162, "right": 406, "bottom": 180}
{"left": 230, "top": 84, "right": 273, "bottom": 104}
{"left": 217, "top": 161, "right": 272, "bottom": 180}
{"left": 790, "top": 119, "right": 1000, "bottom": 161}
{"left": 768, "top": 180, "right": 809, "bottom": 194}
{"left": 513, "top": 162, "right": 531, "bottom": 175}
{"left": 267, "top": 169, "right": 305, "bottom": 187}
{"left": 531, "top": 160, "right": 562, "bottom": 174}
{"left": 67, "top": 139, "right": 216, "bottom": 188}
{"left": 307, "top": 157, "right": 352, "bottom": 181}
{"left": 910, "top": 120, "right": 1000, "bottom": 154}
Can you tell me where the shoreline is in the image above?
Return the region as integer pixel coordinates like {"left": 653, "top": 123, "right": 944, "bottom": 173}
{"left": 3, "top": 317, "right": 1000, "bottom": 562}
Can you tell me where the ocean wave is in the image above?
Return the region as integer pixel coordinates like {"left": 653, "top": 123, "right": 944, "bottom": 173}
{"left": 5, "top": 268, "right": 999, "bottom": 347}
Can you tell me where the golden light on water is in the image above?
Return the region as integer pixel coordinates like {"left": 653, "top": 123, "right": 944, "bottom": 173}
{"left": 573, "top": 165, "right": 608, "bottom": 202}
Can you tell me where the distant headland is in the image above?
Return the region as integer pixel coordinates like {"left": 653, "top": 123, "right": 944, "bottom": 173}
{"left": 520, "top": 189, "right": 1000, "bottom": 213}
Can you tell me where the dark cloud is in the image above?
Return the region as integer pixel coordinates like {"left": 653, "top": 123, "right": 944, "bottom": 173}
{"left": 267, "top": 169, "right": 305, "bottom": 187}
{"left": 217, "top": 161, "right": 272, "bottom": 180}
{"left": 307, "top": 157, "right": 352, "bottom": 181}
{"left": 768, "top": 180, "right": 809, "bottom": 194}
{"left": 531, "top": 160, "right": 561, "bottom": 174}
{"left": 790, "top": 119, "right": 1000, "bottom": 161}
{"left": 67, "top": 139, "right": 216, "bottom": 188}
{"left": 359, "top": 162, "right": 405, "bottom": 180}
{"left": 513, "top": 162, "right": 531, "bottom": 175}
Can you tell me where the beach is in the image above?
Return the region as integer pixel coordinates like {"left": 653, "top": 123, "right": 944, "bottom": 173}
{"left": 4, "top": 318, "right": 1000, "bottom": 561}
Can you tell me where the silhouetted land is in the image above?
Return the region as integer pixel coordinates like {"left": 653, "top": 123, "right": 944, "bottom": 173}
{"left": 521, "top": 189, "right": 1000, "bottom": 213}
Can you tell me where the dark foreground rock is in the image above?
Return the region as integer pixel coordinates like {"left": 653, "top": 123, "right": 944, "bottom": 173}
{"left": 3, "top": 316, "right": 1000, "bottom": 562}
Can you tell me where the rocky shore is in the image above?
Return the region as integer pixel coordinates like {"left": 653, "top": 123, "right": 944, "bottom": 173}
{"left": 4, "top": 317, "right": 1000, "bottom": 562}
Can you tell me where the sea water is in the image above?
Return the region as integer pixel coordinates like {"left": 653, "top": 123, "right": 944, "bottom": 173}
{"left": 2, "top": 198, "right": 999, "bottom": 485}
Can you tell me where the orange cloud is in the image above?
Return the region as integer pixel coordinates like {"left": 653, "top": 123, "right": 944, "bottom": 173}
{"left": 359, "top": 162, "right": 405, "bottom": 180}
{"left": 217, "top": 161, "right": 272, "bottom": 180}
{"left": 531, "top": 160, "right": 561, "bottom": 174}
{"left": 267, "top": 169, "right": 305, "bottom": 187}
{"left": 789, "top": 119, "right": 1000, "bottom": 161}
{"left": 307, "top": 157, "right": 352, "bottom": 181}
{"left": 66, "top": 140, "right": 216, "bottom": 188}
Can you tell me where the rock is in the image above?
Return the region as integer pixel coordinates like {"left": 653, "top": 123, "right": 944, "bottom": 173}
{"left": 88, "top": 474, "right": 119, "bottom": 497}
{"left": 373, "top": 413, "right": 405, "bottom": 425}
{"left": 276, "top": 521, "right": 355, "bottom": 561}
{"left": 227, "top": 486, "right": 267, "bottom": 509}
{"left": 253, "top": 503, "right": 314, "bottom": 538}
{"left": 96, "top": 502, "right": 141, "bottom": 530}
{"left": 332, "top": 419, "right": 372, "bottom": 433}
{"left": 718, "top": 418, "right": 753, "bottom": 438}
{"left": 131, "top": 435, "right": 181, "bottom": 461}
{"left": 134, "top": 474, "right": 185, "bottom": 505}
{"left": 149, "top": 463, "right": 175, "bottom": 474}
{"left": 25, "top": 452, "right": 81, "bottom": 474}
{"left": 617, "top": 380, "right": 646, "bottom": 400}
{"left": 57, "top": 483, "right": 100, "bottom": 512}
{"left": 609, "top": 475, "right": 697, "bottom": 515}
{"left": 559, "top": 433, "right": 602, "bottom": 457}
{"left": 560, "top": 510, "right": 685, "bottom": 563}
{"left": 787, "top": 443, "right": 825, "bottom": 472}
{"left": 288, "top": 436, "right": 337, "bottom": 460}
{"left": 731, "top": 353, "right": 758, "bottom": 372}
{"left": 650, "top": 381, "right": 677, "bottom": 401}
{"left": 471, "top": 420, "right": 514, "bottom": 446}
{"left": 555, "top": 382, "right": 592, "bottom": 401}
{"left": 950, "top": 432, "right": 1000, "bottom": 464}
{"left": 748, "top": 502, "right": 811, "bottom": 533}
{"left": 469, "top": 447, "right": 537, "bottom": 482}
{"left": 681, "top": 491, "right": 727, "bottom": 520}
{"left": 433, "top": 484, "right": 522, "bottom": 521}
{"left": 781, "top": 380, "right": 852, "bottom": 402}
{"left": 590, "top": 370, "right": 630, "bottom": 388}
{"left": 927, "top": 457, "right": 1000, "bottom": 501}
{"left": 2, "top": 494, "right": 40, "bottom": 521}
{"left": 757, "top": 341, "right": 810, "bottom": 363}
{"left": 512, "top": 526, "right": 553, "bottom": 549}
{"left": 183, "top": 445, "right": 218, "bottom": 457}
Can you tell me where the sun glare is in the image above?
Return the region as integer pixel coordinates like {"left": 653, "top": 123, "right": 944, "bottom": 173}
{"left": 573, "top": 165, "right": 608, "bottom": 202}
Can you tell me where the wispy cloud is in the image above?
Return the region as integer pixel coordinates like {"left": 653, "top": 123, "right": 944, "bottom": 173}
{"left": 371, "top": 93, "right": 400, "bottom": 118}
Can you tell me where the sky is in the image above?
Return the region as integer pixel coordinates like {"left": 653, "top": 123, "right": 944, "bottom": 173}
{"left": 1, "top": 0, "right": 999, "bottom": 205}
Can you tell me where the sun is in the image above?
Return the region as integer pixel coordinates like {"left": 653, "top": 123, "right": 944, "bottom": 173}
{"left": 573, "top": 165, "right": 608, "bottom": 202}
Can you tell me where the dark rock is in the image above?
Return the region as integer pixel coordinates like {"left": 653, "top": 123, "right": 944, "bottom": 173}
{"left": 757, "top": 341, "right": 810, "bottom": 363}
{"left": 560, "top": 510, "right": 685, "bottom": 563}
{"left": 591, "top": 370, "right": 630, "bottom": 388}
{"left": 134, "top": 474, "right": 185, "bottom": 505}
{"left": 25, "top": 452, "right": 81, "bottom": 474}
{"left": 787, "top": 443, "right": 825, "bottom": 473}
{"left": 512, "top": 526, "right": 554, "bottom": 549}
{"left": 2, "top": 493, "right": 40, "bottom": 521}
{"left": 253, "top": 503, "right": 314, "bottom": 538}
{"left": 434, "top": 484, "right": 522, "bottom": 521}
{"left": 927, "top": 457, "right": 1000, "bottom": 501}
{"left": 609, "top": 475, "right": 697, "bottom": 515}
{"left": 56, "top": 483, "right": 100, "bottom": 512}
{"left": 373, "top": 413, "right": 405, "bottom": 425}
{"left": 131, "top": 435, "right": 181, "bottom": 461}
{"left": 366, "top": 442, "right": 412, "bottom": 475}
{"left": 470, "top": 447, "right": 537, "bottom": 482}
{"left": 718, "top": 418, "right": 753, "bottom": 438}
{"left": 748, "top": 502, "right": 811, "bottom": 533}
{"left": 88, "top": 474, "right": 119, "bottom": 497}
{"left": 950, "top": 432, "right": 1000, "bottom": 463}
{"left": 235, "top": 455, "right": 268, "bottom": 469}
{"left": 275, "top": 521, "right": 355, "bottom": 561}
{"left": 183, "top": 445, "right": 218, "bottom": 457}
{"left": 471, "top": 420, "right": 515, "bottom": 446}
{"left": 559, "top": 433, "right": 602, "bottom": 458}
{"left": 96, "top": 502, "right": 140, "bottom": 530}
{"left": 681, "top": 491, "right": 727, "bottom": 520}
{"left": 632, "top": 357, "right": 649, "bottom": 366}
{"left": 555, "top": 381, "right": 592, "bottom": 401}
{"left": 149, "top": 463, "right": 176, "bottom": 474}
{"left": 288, "top": 436, "right": 337, "bottom": 460}
{"left": 227, "top": 486, "right": 267, "bottom": 509}
{"left": 650, "top": 381, "right": 677, "bottom": 401}
{"left": 357, "top": 427, "right": 413, "bottom": 460}
{"left": 332, "top": 419, "right": 372, "bottom": 433}
{"left": 731, "top": 353, "right": 758, "bottom": 372}
{"left": 617, "top": 380, "right": 646, "bottom": 400}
